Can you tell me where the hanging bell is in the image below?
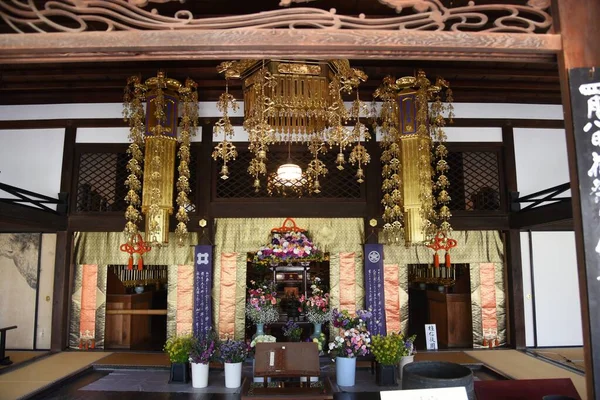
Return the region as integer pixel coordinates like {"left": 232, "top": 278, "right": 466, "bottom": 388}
{"left": 356, "top": 167, "right": 364, "bottom": 183}
{"left": 313, "top": 179, "right": 321, "bottom": 194}
{"left": 253, "top": 178, "right": 261, "bottom": 192}
{"left": 220, "top": 165, "right": 229, "bottom": 180}
{"left": 336, "top": 152, "right": 345, "bottom": 170}
{"left": 258, "top": 150, "right": 267, "bottom": 160}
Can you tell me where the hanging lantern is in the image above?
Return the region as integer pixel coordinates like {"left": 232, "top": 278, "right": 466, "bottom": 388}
{"left": 122, "top": 71, "right": 199, "bottom": 247}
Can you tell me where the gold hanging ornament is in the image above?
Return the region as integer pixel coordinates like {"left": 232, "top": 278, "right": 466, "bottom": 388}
{"left": 122, "top": 71, "right": 199, "bottom": 247}
{"left": 214, "top": 60, "right": 369, "bottom": 195}
{"left": 375, "top": 70, "right": 454, "bottom": 246}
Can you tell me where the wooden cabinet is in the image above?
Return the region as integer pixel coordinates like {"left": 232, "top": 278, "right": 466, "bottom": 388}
{"left": 427, "top": 290, "right": 473, "bottom": 348}
{"left": 105, "top": 292, "right": 153, "bottom": 349}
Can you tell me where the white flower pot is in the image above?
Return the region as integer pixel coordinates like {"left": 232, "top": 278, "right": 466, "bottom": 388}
{"left": 191, "top": 362, "right": 209, "bottom": 388}
{"left": 398, "top": 355, "right": 414, "bottom": 380}
{"left": 224, "top": 362, "right": 242, "bottom": 388}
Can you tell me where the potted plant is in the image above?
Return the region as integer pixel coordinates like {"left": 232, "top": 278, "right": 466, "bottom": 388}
{"left": 245, "top": 280, "right": 279, "bottom": 338}
{"left": 189, "top": 331, "right": 217, "bottom": 388}
{"left": 371, "top": 333, "right": 403, "bottom": 386}
{"left": 298, "top": 277, "right": 330, "bottom": 338}
{"left": 282, "top": 320, "right": 302, "bottom": 342}
{"left": 218, "top": 338, "right": 249, "bottom": 388}
{"left": 250, "top": 334, "right": 276, "bottom": 383}
{"left": 164, "top": 333, "right": 194, "bottom": 384}
{"left": 398, "top": 334, "right": 417, "bottom": 380}
{"left": 328, "top": 308, "right": 372, "bottom": 387}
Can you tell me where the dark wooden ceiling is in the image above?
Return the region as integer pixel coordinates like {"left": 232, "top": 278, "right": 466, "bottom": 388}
{"left": 0, "top": 58, "right": 560, "bottom": 105}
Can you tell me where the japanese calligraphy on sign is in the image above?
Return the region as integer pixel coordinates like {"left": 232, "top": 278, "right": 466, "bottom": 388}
{"left": 425, "top": 324, "right": 438, "bottom": 350}
{"left": 194, "top": 245, "right": 213, "bottom": 336}
{"left": 364, "top": 244, "right": 386, "bottom": 336}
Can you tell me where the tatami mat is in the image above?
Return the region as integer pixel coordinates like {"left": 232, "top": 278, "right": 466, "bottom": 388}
{"left": 466, "top": 350, "right": 586, "bottom": 400}
{"left": 0, "top": 351, "right": 110, "bottom": 400}
{"left": 415, "top": 351, "right": 480, "bottom": 365}
{"left": 531, "top": 347, "right": 585, "bottom": 373}
{"left": 0, "top": 351, "right": 47, "bottom": 371}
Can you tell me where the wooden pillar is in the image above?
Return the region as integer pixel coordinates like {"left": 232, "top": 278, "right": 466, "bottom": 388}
{"left": 196, "top": 120, "right": 214, "bottom": 245}
{"left": 364, "top": 126, "right": 381, "bottom": 244}
{"left": 502, "top": 125, "right": 526, "bottom": 349}
{"left": 553, "top": 1, "right": 600, "bottom": 398}
{"left": 51, "top": 123, "right": 76, "bottom": 351}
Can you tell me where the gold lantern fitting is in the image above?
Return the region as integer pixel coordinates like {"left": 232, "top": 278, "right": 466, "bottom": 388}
{"left": 375, "top": 70, "right": 454, "bottom": 246}
{"left": 213, "top": 59, "right": 371, "bottom": 195}
{"left": 122, "top": 71, "right": 199, "bottom": 247}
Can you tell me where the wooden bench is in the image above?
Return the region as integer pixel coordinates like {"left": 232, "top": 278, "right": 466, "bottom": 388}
{"left": 0, "top": 326, "right": 17, "bottom": 366}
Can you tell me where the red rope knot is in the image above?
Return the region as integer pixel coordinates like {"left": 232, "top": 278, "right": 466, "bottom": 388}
{"left": 426, "top": 231, "right": 457, "bottom": 268}
{"left": 120, "top": 233, "right": 152, "bottom": 270}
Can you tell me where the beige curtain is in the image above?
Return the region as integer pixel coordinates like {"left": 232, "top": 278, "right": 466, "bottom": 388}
{"left": 381, "top": 230, "right": 506, "bottom": 346}
{"left": 213, "top": 217, "right": 364, "bottom": 340}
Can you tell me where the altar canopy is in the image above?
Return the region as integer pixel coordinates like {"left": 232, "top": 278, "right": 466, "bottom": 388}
{"left": 213, "top": 218, "right": 365, "bottom": 339}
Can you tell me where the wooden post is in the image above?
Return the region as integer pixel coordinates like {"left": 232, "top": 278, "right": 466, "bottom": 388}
{"left": 50, "top": 124, "right": 76, "bottom": 351}
{"left": 502, "top": 125, "right": 526, "bottom": 349}
{"left": 197, "top": 120, "right": 214, "bottom": 245}
{"left": 553, "top": 1, "right": 600, "bottom": 398}
{"left": 364, "top": 126, "right": 381, "bottom": 244}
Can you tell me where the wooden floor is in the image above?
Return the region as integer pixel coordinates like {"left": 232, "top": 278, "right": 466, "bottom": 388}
{"left": 0, "top": 349, "right": 588, "bottom": 400}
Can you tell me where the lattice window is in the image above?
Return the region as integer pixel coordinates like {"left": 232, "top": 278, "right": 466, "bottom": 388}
{"left": 215, "top": 148, "right": 362, "bottom": 199}
{"left": 447, "top": 151, "right": 501, "bottom": 211}
{"left": 75, "top": 149, "right": 197, "bottom": 213}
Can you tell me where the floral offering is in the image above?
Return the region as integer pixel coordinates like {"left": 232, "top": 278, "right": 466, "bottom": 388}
{"left": 298, "top": 277, "right": 331, "bottom": 324}
{"left": 164, "top": 333, "right": 194, "bottom": 363}
{"left": 250, "top": 334, "right": 276, "bottom": 348}
{"left": 255, "top": 230, "right": 323, "bottom": 264}
{"left": 370, "top": 333, "right": 403, "bottom": 365}
{"left": 331, "top": 308, "right": 372, "bottom": 330}
{"left": 282, "top": 320, "right": 302, "bottom": 342}
{"left": 218, "top": 338, "right": 250, "bottom": 363}
{"left": 328, "top": 307, "right": 372, "bottom": 359}
{"left": 189, "top": 331, "right": 217, "bottom": 364}
{"left": 245, "top": 280, "right": 280, "bottom": 325}
{"left": 399, "top": 333, "right": 417, "bottom": 357}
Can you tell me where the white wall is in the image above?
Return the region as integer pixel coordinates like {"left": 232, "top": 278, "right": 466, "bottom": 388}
{"left": 521, "top": 231, "right": 583, "bottom": 347}
{"left": 514, "top": 128, "right": 571, "bottom": 199}
{"left": 0, "top": 129, "right": 64, "bottom": 205}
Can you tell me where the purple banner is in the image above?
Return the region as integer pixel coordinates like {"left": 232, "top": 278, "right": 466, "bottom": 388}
{"left": 194, "top": 245, "right": 213, "bottom": 336}
{"left": 364, "top": 243, "right": 386, "bottom": 336}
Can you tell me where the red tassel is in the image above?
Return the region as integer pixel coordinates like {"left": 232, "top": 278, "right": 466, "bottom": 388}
{"left": 137, "top": 256, "right": 143, "bottom": 271}
{"left": 495, "top": 339, "right": 499, "bottom": 347}
{"left": 79, "top": 340, "right": 83, "bottom": 349}
{"left": 127, "top": 255, "right": 133, "bottom": 270}
{"left": 483, "top": 338, "right": 488, "bottom": 347}
{"left": 91, "top": 340, "right": 95, "bottom": 349}
{"left": 445, "top": 252, "right": 451, "bottom": 268}
{"left": 433, "top": 252, "right": 440, "bottom": 268}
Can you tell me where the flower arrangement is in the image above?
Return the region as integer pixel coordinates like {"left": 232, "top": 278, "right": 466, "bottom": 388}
{"left": 282, "top": 320, "right": 302, "bottom": 342}
{"left": 164, "top": 333, "right": 194, "bottom": 363}
{"left": 311, "top": 332, "right": 327, "bottom": 354}
{"left": 399, "top": 333, "right": 417, "bottom": 357}
{"left": 250, "top": 334, "right": 276, "bottom": 349}
{"left": 254, "top": 230, "right": 323, "bottom": 265}
{"left": 370, "top": 333, "right": 403, "bottom": 365}
{"left": 298, "top": 277, "right": 331, "bottom": 324}
{"left": 189, "top": 331, "right": 217, "bottom": 364}
{"left": 328, "top": 308, "right": 372, "bottom": 359}
{"left": 218, "top": 338, "right": 250, "bottom": 364}
{"left": 245, "top": 280, "right": 280, "bottom": 324}
{"left": 331, "top": 308, "right": 373, "bottom": 330}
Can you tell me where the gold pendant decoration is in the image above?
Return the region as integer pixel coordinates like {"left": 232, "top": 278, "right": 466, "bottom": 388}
{"left": 122, "top": 71, "right": 199, "bottom": 248}
{"left": 375, "top": 70, "right": 454, "bottom": 246}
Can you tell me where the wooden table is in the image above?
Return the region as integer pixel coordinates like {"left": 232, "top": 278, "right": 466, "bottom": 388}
{"left": 0, "top": 325, "right": 17, "bottom": 365}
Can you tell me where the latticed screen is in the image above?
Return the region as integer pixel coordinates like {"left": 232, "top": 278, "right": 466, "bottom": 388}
{"left": 75, "top": 148, "right": 197, "bottom": 213}
{"left": 215, "top": 148, "right": 362, "bottom": 199}
{"left": 447, "top": 151, "right": 501, "bottom": 211}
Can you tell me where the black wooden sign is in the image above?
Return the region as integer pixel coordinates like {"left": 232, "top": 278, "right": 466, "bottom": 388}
{"left": 569, "top": 66, "right": 600, "bottom": 394}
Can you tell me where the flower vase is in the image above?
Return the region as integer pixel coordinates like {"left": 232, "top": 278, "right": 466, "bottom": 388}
{"left": 224, "top": 362, "right": 242, "bottom": 388}
{"left": 376, "top": 363, "right": 397, "bottom": 386}
{"left": 169, "top": 362, "right": 189, "bottom": 384}
{"left": 191, "top": 362, "right": 209, "bottom": 388}
{"left": 398, "top": 355, "right": 414, "bottom": 380}
{"left": 310, "top": 323, "right": 322, "bottom": 339}
{"left": 253, "top": 323, "right": 265, "bottom": 340}
{"left": 335, "top": 356, "right": 356, "bottom": 387}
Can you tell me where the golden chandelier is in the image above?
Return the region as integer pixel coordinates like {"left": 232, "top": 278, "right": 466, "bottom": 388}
{"left": 122, "top": 71, "right": 199, "bottom": 247}
{"left": 213, "top": 59, "right": 371, "bottom": 193}
{"left": 375, "top": 70, "right": 454, "bottom": 246}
